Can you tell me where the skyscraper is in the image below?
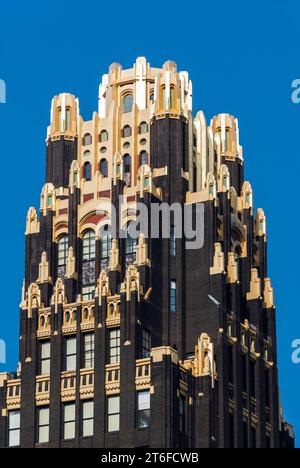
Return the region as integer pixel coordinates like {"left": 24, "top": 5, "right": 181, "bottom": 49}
{"left": 0, "top": 58, "right": 294, "bottom": 448}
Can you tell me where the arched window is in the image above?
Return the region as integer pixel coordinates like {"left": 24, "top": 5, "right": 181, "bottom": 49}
{"left": 123, "top": 94, "right": 133, "bottom": 113}
{"left": 65, "top": 107, "right": 71, "bottom": 131}
{"left": 140, "top": 122, "right": 148, "bottom": 134}
{"left": 170, "top": 87, "right": 175, "bottom": 109}
{"left": 83, "top": 162, "right": 92, "bottom": 181}
{"left": 83, "top": 308, "right": 89, "bottom": 321}
{"left": 122, "top": 125, "right": 131, "bottom": 138}
{"left": 144, "top": 177, "right": 150, "bottom": 188}
{"left": 123, "top": 154, "right": 131, "bottom": 173}
{"left": 100, "top": 130, "right": 108, "bottom": 143}
{"left": 58, "top": 235, "right": 69, "bottom": 277}
{"left": 82, "top": 230, "right": 96, "bottom": 262}
{"left": 100, "top": 225, "right": 112, "bottom": 270}
{"left": 141, "top": 151, "right": 147, "bottom": 167}
{"left": 56, "top": 107, "right": 62, "bottom": 131}
{"left": 162, "top": 86, "right": 167, "bottom": 108}
{"left": 150, "top": 92, "right": 154, "bottom": 103}
{"left": 82, "top": 230, "right": 96, "bottom": 301}
{"left": 73, "top": 171, "right": 79, "bottom": 184}
{"left": 83, "top": 133, "right": 92, "bottom": 146}
{"left": 225, "top": 128, "right": 230, "bottom": 151}
{"left": 47, "top": 194, "right": 53, "bottom": 207}
{"left": 140, "top": 151, "right": 148, "bottom": 166}
{"left": 100, "top": 159, "right": 108, "bottom": 177}
{"left": 123, "top": 154, "right": 131, "bottom": 186}
{"left": 193, "top": 160, "right": 197, "bottom": 192}
{"left": 84, "top": 150, "right": 91, "bottom": 158}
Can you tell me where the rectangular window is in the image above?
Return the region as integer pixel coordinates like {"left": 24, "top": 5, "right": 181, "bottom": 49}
{"left": 142, "top": 329, "right": 151, "bottom": 359}
{"left": 137, "top": 391, "right": 150, "bottom": 429}
{"left": 82, "top": 285, "right": 95, "bottom": 301}
{"left": 63, "top": 403, "right": 76, "bottom": 440}
{"left": 170, "top": 280, "right": 177, "bottom": 313}
{"left": 8, "top": 411, "right": 20, "bottom": 447}
{"left": 37, "top": 407, "right": 49, "bottom": 444}
{"left": 243, "top": 421, "right": 248, "bottom": 448}
{"left": 109, "top": 329, "right": 120, "bottom": 364}
{"left": 179, "top": 395, "right": 186, "bottom": 433}
{"left": 242, "top": 354, "right": 247, "bottom": 393}
{"left": 228, "top": 345, "right": 234, "bottom": 384}
{"left": 229, "top": 412, "right": 234, "bottom": 448}
{"left": 193, "top": 161, "right": 197, "bottom": 193}
{"left": 170, "top": 226, "right": 176, "bottom": 256}
{"left": 107, "top": 396, "right": 120, "bottom": 432}
{"left": 251, "top": 426, "right": 256, "bottom": 448}
{"left": 250, "top": 360, "right": 256, "bottom": 398}
{"left": 65, "top": 336, "right": 77, "bottom": 371}
{"left": 265, "top": 369, "right": 270, "bottom": 408}
{"left": 40, "top": 341, "right": 51, "bottom": 375}
{"left": 84, "top": 333, "right": 95, "bottom": 369}
{"left": 82, "top": 401, "right": 94, "bottom": 437}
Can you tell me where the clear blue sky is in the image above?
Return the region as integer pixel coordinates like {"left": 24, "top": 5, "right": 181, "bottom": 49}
{"left": 0, "top": 0, "right": 299, "bottom": 446}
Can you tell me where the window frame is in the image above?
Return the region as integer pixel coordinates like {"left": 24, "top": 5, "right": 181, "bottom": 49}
{"left": 81, "top": 400, "right": 94, "bottom": 438}
{"left": 123, "top": 125, "right": 131, "bottom": 138}
{"left": 140, "top": 122, "right": 148, "bottom": 134}
{"left": 8, "top": 411, "right": 21, "bottom": 447}
{"left": 170, "top": 280, "right": 177, "bottom": 313}
{"left": 142, "top": 329, "right": 151, "bottom": 359}
{"left": 63, "top": 403, "right": 76, "bottom": 440}
{"left": 82, "top": 285, "right": 95, "bottom": 302}
{"left": 65, "top": 336, "right": 77, "bottom": 372}
{"left": 123, "top": 94, "right": 133, "bottom": 114}
{"left": 179, "top": 395, "right": 186, "bottom": 434}
{"left": 126, "top": 234, "right": 137, "bottom": 255}
{"left": 140, "top": 150, "right": 148, "bottom": 166}
{"left": 83, "top": 333, "right": 95, "bottom": 369}
{"left": 83, "top": 133, "right": 92, "bottom": 146}
{"left": 65, "top": 107, "right": 71, "bottom": 131}
{"left": 137, "top": 390, "right": 150, "bottom": 429}
{"left": 100, "top": 130, "right": 108, "bottom": 143}
{"left": 100, "top": 158, "right": 108, "bottom": 177}
{"left": 107, "top": 396, "right": 120, "bottom": 433}
{"left": 82, "top": 230, "right": 96, "bottom": 262}
{"left": 100, "top": 226, "right": 112, "bottom": 260}
{"left": 170, "top": 225, "right": 176, "bottom": 256}
{"left": 57, "top": 235, "right": 69, "bottom": 269}
{"left": 37, "top": 407, "right": 50, "bottom": 444}
{"left": 109, "top": 328, "right": 120, "bottom": 364}
{"left": 40, "top": 340, "right": 51, "bottom": 376}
